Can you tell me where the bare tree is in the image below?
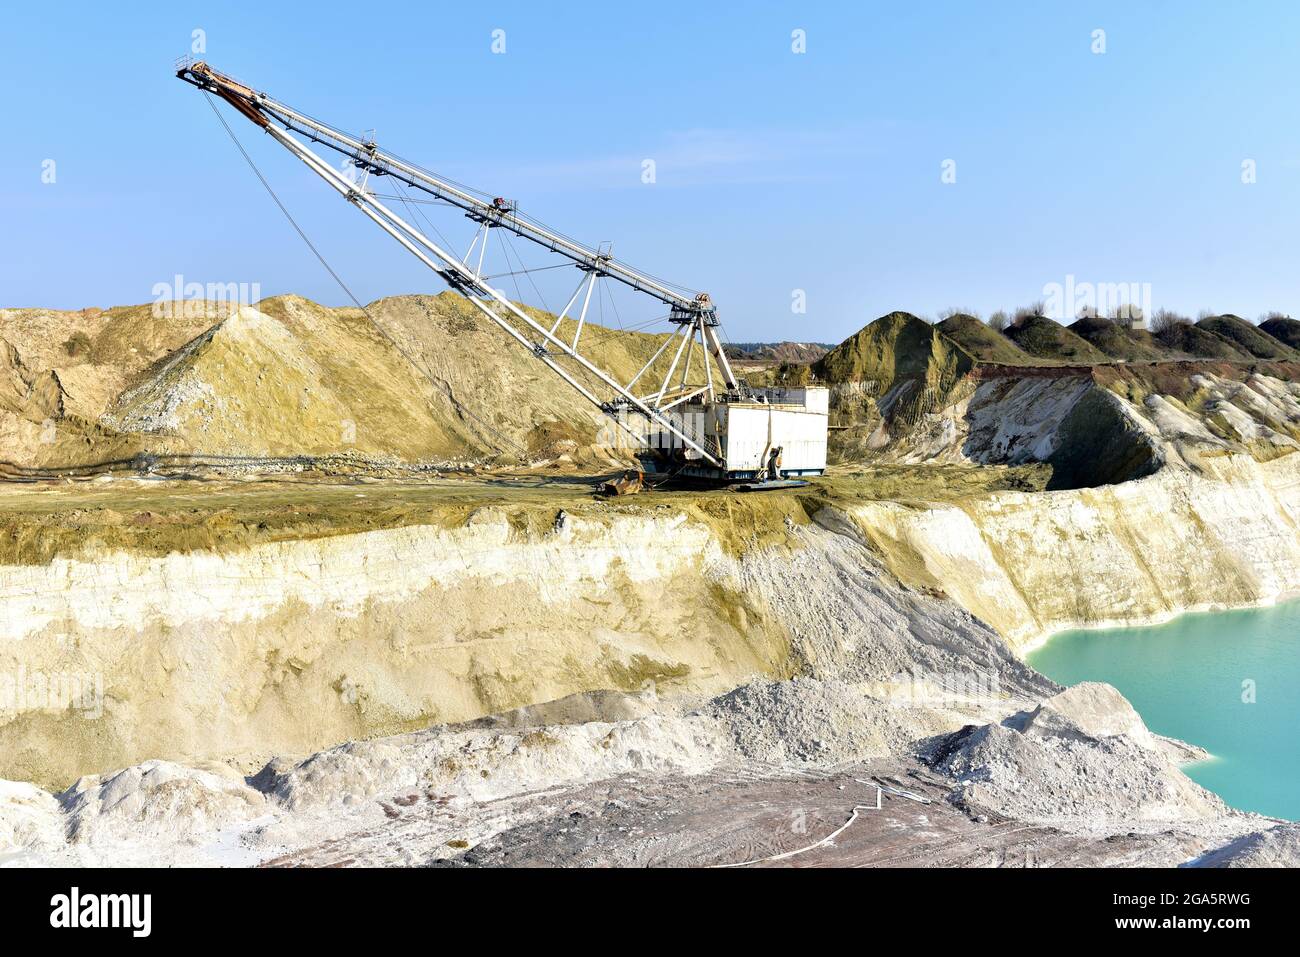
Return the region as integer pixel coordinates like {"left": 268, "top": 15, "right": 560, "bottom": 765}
{"left": 1196, "top": 309, "right": 1218, "bottom": 322}
{"left": 939, "top": 307, "right": 980, "bottom": 322}
{"left": 1260, "top": 311, "right": 1291, "bottom": 323}
{"left": 1011, "top": 300, "right": 1045, "bottom": 326}
{"left": 1150, "top": 309, "right": 1191, "bottom": 334}
{"left": 987, "top": 310, "right": 1009, "bottom": 332}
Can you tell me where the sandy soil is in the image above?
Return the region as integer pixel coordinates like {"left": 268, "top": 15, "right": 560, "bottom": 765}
{"left": 0, "top": 463, "right": 1050, "bottom": 565}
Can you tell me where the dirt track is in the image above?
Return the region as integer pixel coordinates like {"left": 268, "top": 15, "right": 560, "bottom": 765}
{"left": 265, "top": 760, "right": 1207, "bottom": 869}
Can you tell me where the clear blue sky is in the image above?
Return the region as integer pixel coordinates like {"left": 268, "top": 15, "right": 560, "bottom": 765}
{"left": 4, "top": 1, "right": 1300, "bottom": 343}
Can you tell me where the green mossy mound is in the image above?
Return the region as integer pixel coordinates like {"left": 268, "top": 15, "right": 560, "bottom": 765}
{"left": 1154, "top": 321, "right": 1253, "bottom": 360}
{"left": 1004, "top": 315, "right": 1110, "bottom": 364}
{"left": 1196, "top": 315, "right": 1296, "bottom": 360}
{"left": 1067, "top": 317, "right": 1170, "bottom": 362}
{"left": 935, "top": 313, "right": 1044, "bottom": 365}
{"left": 813, "top": 311, "right": 974, "bottom": 385}
{"left": 1259, "top": 316, "right": 1300, "bottom": 351}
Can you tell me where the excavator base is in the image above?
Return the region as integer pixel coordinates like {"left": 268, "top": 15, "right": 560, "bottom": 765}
{"left": 727, "top": 479, "right": 812, "bottom": 492}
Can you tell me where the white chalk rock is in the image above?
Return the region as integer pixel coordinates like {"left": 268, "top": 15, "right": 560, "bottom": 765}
{"left": 0, "top": 780, "right": 66, "bottom": 854}
{"left": 1021, "top": 681, "right": 1156, "bottom": 750}
{"left": 60, "top": 759, "right": 266, "bottom": 845}
{"left": 1194, "top": 822, "right": 1300, "bottom": 868}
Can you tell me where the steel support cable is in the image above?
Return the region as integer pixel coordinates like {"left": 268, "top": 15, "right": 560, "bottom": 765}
{"left": 370, "top": 193, "right": 455, "bottom": 206}
{"left": 492, "top": 230, "right": 638, "bottom": 405}
{"left": 481, "top": 261, "right": 572, "bottom": 281}
{"left": 603, "top": 276, "right": 625, "bottom": 330}
{"left": 346, "top": 165, "right": 654, "bottom": 454}
{"left": 193, "top": 78, "right": 713, "bottom": 459}
{"left": 388, "top": 178, "right": 462, "bottom": 275}
{"left": 500, "top": 229, "right": 551, "bottom": 316}
{"left": 200, "top": 91, "right": 529, "bottom": 462}
{"left": 495, "top": 229, "right": 530, "bottom": 311}
{"left": 548, "top": 314, "right": 675, "bottom": 405}
{"left": 391, "top": 177, "right": 563, "bottom": 368}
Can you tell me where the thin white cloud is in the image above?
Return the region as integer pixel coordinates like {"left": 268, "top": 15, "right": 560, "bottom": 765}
{"left": 463, "top": 126, "right": 883, "bottom": 191}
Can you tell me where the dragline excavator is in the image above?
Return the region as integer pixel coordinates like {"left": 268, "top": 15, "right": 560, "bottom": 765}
{"left": 177, "top": 59, "right": 828, "bottom": 487}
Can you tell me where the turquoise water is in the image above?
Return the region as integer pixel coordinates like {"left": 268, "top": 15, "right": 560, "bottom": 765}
{"left": 1028, "top": 600, "right": 1300, "bottom": 821}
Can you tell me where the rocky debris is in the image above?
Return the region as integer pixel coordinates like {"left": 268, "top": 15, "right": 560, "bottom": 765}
{"left": 457, "top": 687, "right": 662, "bottom": 731}
{"left": 736, "top": 515, "right": 1053, "bottom": 698}
{"left": 1190, "top": 822, "right": 1300, "bottom": 867}
{"left": 1144, "top": 393, "right": 1221, "bottom": 446}
{"left": 2, "top": 293, "right": 702, "bottom": 471}
{"left": 0, "top": 447, "right": 1294, "bottom": 864}
{"left": 6, "top": 297, "right": 1300, "bottom": 483}
{"left": 59, "top": 760, "right": 266, "bottom": 845}
{"left": 1011, "top": 681, "right": 1157, "bottom": 749}
{"left": 1190, "top": 372, "right": 1300, "bottom": 451}
{"left": 0, "top": 668, "right": 1266, "bottom": 866}
{"left": 958, "top": 375, "right": 1096, "bottom": 466}
{"left": 258, "top": 714, "right": 723, "bottom": 814}
{"left": 104, "top": 308, "right": 362, "bottom": 455}
{"left": 926, "top": 685, "right": 1248, "bottom": 836}
{"left": 2, "top": 297, "right": 1298, "bottom": 868}
{"left": 813, "top": 311, "right": 975, "bottom": 463}
{"left": 0, "top": 337, "right": 32, "bottom": 409}
{"left": 1011, "top": 681, "right": 1208, "bottom": 765}
{"left": 0, "top": 780, "right": 65, "bottom": 856}
{"left": 810, "top": 310, "right": 1300, "bottom": 479}
{"left": 707, "top": 675, "right": 1013, "bottom": 769}
{"left": 709, "top": 678, "right": 895, "bottom": 765}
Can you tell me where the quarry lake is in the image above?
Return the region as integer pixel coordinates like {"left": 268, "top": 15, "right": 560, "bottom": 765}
{"left": 1028, "top": 600, "right": 1300, "bottom": 822}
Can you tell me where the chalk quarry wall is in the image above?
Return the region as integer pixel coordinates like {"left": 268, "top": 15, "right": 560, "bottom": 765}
{"left": 0, "top": 509, "right": 791, "bottom": 787}
{"left": 847, "top": 451, "right": 1300, "bottom": 649}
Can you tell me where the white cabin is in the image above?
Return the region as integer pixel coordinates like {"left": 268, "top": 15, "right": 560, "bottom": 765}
{"left": 672, "top": 387, "right": 829, "bottom": 479}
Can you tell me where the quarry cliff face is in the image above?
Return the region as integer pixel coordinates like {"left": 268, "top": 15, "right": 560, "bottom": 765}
{"left": 0, "top": 507, "right": 792, "bottom": 786}
{"left": 845, "top": 452, "right": 1300, "bottom": 649}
